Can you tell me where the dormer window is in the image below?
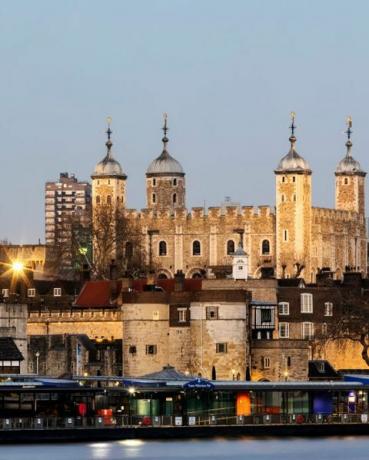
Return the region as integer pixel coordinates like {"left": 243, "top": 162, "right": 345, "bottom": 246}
{"left": 53, "top": 288, "right": 62, "bottom": 297}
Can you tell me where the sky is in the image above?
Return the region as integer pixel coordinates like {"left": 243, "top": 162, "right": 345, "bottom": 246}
{"left": 1, "top": 0, "right": 369, "bottom": 243}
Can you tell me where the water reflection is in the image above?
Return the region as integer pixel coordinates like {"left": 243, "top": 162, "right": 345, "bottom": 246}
{"left": 2, "top": 438, "right": 369, "bottom": 460}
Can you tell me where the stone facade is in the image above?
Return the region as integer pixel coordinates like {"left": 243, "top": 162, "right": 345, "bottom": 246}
{"left": 89, "top": 121, "right": 366, "bottom": 283}
{"left": 0, "top": 303, "right": 28, "bottom": 373}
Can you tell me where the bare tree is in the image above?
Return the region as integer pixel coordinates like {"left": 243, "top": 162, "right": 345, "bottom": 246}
{"left": 92, "top": 204, "right": 150, "bottom": 279}
{"left": 312, "top": 291, "right": 369, "bottom": 367}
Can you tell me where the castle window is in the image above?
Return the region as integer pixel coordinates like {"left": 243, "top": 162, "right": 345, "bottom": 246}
{"left": 287, "top": 356, "right": 292, "bottom": 367}
{"left": 129, "top": 345, "right": 137, "bottom": 354}
{"left": 96, "top": 196, "right": 100, "bottom": 205}
{"left": 227, "top": 240, "right": 235, "bottom": 255}
{"left": 262, "top": 239, "right": 270, "bottom": 255}
{"left": 282, "top": 177, "right": 285, "bottom": 183}
{"left": 173, "top": 178, "right": 177, "bottom": 186}
{"left": 216, "top": 343, "right": 228, "bottom": 353}
{"left": 324, "top": 302, "right": 333, "bottom": 316}
{"left": 293, "top": 194, "right": 296, "bottom": 202}
{"left": 152, "top": 193, "right": 156, "bottom": 204}
{"left": 108, "top": 180, "right": 110, "bottom": 185}
{"left": 206, "top": 306, "right": 219, "bottom": 320}
{"left": 279, "top": 322, "right": 289, "bottom": 338}
{"left": 283, "top": 230, "right": 288, "bottom": 242}
{"left": 146, "top": 345, "right": 157, "bottom": 355}
{"left": 159, "top": 241, "right": 167, "bottom": 256}
{"left": 107, "top": 195, "right": 112, "bottom": 205}
{"left": 301, "top": 293, "right": 313, "bottom": 313}
{"left": 192, "top": 240, "right": 201, "bottom": 256}
{"left": 263, "top": 357, "right": 270, "bottom": 369}
{"left": 302, "top": 322, "right": 314, "bottom": 340}
{"left": 153, "top": 178, "right": 156, "bottom": 186}
{"left": 125, "top": 242, "right": 133, "bottom": 258}
{"left": 281, "top": 194, "right": 285, "bottom": 202}
{"left": 1, "top": 289, "right": 9, "bottom": 298}
{"left": 173, "top": 193, "right": 177, "bottom": 204}
{"left": 278, "top": 302, "right": 289, "bottom": 316}
{"left": 293, "top": 176, "right": 296, "bottom": 182}
{"left": 344, "top": 178, "right": 348, "bottom": 185}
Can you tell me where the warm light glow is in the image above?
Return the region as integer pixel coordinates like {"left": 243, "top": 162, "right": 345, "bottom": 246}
{"left": 128, "top": 386, "right": 135, "bottom": 394}
{"left": 12, "top": 261, "right": 24, "bottom": 273}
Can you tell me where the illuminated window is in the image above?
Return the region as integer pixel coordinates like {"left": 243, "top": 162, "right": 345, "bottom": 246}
{"left": 263, "top": 357, "right": 270, "bottom": 369}
{"left": 27, "top": 288, "right": 36, "bottom": 298}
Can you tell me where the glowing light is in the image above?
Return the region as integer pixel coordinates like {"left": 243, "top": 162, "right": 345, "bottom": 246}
{"left": 12, "top": 261, "right": 24, "bottom": 273}
{"left": 128, "top": 386, "right": 135, "bottom": 394}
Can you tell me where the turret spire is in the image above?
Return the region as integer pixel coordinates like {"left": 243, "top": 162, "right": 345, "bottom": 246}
{"left": 106, "top": 116, "right": 113, "bottom": 158}
{"left": 162, "top": 113, "right": 169, "bottom": 151}
{"left": 289, "top": 111, "right": 297, "bottom": 149}
{"left": 345, "top": 116, "right": 353, "bottom": 158}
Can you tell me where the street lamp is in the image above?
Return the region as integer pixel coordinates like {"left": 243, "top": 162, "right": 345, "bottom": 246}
{"left": 35, "top": 351, "right": 40, "bottom": 375}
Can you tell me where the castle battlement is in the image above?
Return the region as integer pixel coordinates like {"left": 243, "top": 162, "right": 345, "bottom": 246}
{"left": 312, "top": 207, "right": 359, "bottom": 222}
{"left": 28, "top": 309, "right": 121, "bottom": 321}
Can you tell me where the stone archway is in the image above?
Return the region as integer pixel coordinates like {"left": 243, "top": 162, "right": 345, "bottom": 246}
{"left": 157, "top": 269, "right": 173, "bottom": 279}
{"left": 186, "top": 268, "right": 205, "bottom": 279}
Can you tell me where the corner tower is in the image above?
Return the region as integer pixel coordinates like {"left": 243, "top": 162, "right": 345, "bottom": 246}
{"left": 335, "top": 117, "right": 366, "bottom": 215}
{"left": 275, "top": 113, "right": 312, "bottom": 279}
{"left": 146, "top": 114, "right": 185, "bottom": 210}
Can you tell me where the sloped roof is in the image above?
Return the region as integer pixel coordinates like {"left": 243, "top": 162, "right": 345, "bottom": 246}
{"left": 0, "top": 337, "right": 24, "bottom": 361}
{"left": 74, "top": 280, "right": 115, "bottom": 308}
{"left": 141, "top": 365, "right": 191, "bottom": 380}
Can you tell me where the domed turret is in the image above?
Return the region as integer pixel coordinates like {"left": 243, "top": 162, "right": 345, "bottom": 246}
{"left": 146, "top": 114, "right": 186, "bottom": 210}
{"left": 92, "top": 119, "right": 127, "bottom": 179}
{"left": 335, "top": 117, "right": 366, "bottom": 216}
{"left": 146, "top": 115, "right": 184, "bottom": 177}
{"left": 335, "top": 117, "right": 365, "bottom": 176}
{"left": 275, "top": 112, "right": 311, "bottom": 174}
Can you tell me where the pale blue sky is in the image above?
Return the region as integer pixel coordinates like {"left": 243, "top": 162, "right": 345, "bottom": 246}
{"left": 1, "top": 0, "right": 369, "bottom": 243}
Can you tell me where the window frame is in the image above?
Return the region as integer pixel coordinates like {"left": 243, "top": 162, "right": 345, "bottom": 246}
{"left": 278, "top": 302, "right": 290, "bottom": 316}
{"left": 302, "top": 322, "right": 314, "bottom": 340}
{"left": 226, "top": 239, "right": 235, "bottom": 255}
{"left": 53, "top": 288, "right": 62, "bottom": 297}
{"left": 216, "top": 342, "right": 228, "bottom": 354}
{"left": 206, "top": 306, "right": 219, "bottom": 320}
{"left": 27, "top": 288, "right": 36, "bottom": 298}
{"left": 261, "top": 239, "right": 270, "bottom": 255}
{"left": 324, "top": 302, "right": 333, "bottom": 317}
{"left": 263, "top": 357, "right": 270, "bottom": 369}
{"left": 145, "top": 344, "right": 157, "bottom": 355}
{"left": 178, "top": 308, "right": 187, "bottom": 323}
{"left": 158, "top": 240, "right": 167, "bottom": 257}
{"left": 192, "top": 240, "right": 201, "bottom": 256}
{"left": 279, "top": 322, "right": 290, "bottom": 339}
{"left": 301, "top": 293, "right": 313, "bottom": 313}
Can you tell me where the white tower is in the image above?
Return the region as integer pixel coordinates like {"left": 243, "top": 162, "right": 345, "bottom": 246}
{"left": 232, "top": 245, "right": 249, "bottom": 280}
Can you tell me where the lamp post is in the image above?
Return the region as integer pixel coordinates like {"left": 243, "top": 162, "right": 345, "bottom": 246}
{"left": 35, "top": 351, "right": 40, "bottom": 375}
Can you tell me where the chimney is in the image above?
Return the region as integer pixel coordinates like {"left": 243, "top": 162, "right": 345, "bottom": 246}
{"left": 174, "top": 270, "right": 185, "bottom": 292}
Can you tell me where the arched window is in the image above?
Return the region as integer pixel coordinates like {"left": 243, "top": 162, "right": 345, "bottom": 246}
{"left": 152, "top": 193, "right": 156, "bottom": 204}
{"left": 173, "top": 178, "right": 177, "bottom": 186}
{"left": 153, "top": 178, "right": 156, "bottom": 186}
{"left": 125, "top": 242, "right": 133, "bottom": 258}
{"left": 159, "top": 241, "right": 167, "bottom": 256}
{"left": 192, "top": 240, "right": 201, "bottom": 256}
{"left": 262, "top": 239, "right": 270, "bottom": 255}
{"left": 173, "top": 193, "right": 177, "bottom": 204}
{"left": 158, "top": 272, "right": 168, "bottom": 280}
{"left": 96, "top": 196, "right": 100, "bottom": 205}
{"left": 344, "top": 178, "right": 349, "bottom": 185}
{"left": 227, "top": 240, "right": 235, "bottom": 255}
{"left": 107, "top": 195, "right": 112, "bottom": 205}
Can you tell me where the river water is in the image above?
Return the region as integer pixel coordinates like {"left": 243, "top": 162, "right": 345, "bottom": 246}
{"left": 0, "top": 438, "right": 368, "bottom": 460}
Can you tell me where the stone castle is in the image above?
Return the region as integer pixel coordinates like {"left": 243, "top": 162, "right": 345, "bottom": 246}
{"left": 91, "top": 114, "right": 367, "bottom": 282}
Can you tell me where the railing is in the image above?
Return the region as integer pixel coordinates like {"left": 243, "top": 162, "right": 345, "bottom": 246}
{"left": 0, "top": 413, "right": 368, "bottom": 430}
